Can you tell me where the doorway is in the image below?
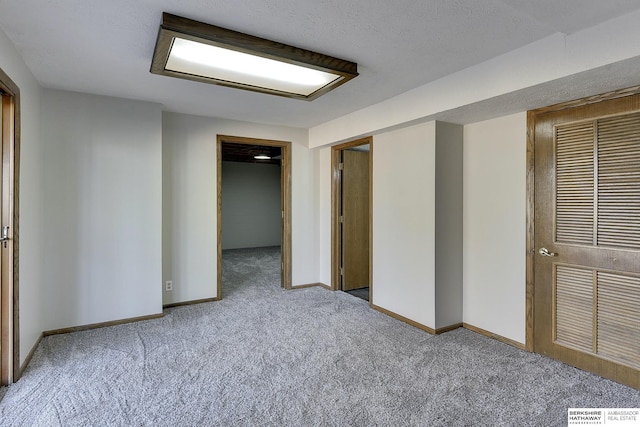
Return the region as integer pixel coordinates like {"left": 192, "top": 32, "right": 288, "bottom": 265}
{"left": 0, "top": 67, "right": 18, "bottom": 386}
{"left": 332, "top": 137, "right": 372, "bottom": 301}
{"left": 528, "top": 88, "right": 640, "bottom": 388}
{"left": 216, "top": 135, "right": 291, "bottom": 298}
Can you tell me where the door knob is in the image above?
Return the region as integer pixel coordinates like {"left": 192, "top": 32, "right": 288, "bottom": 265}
{"left": 538, "top": 247, "right": 556, "bottom": 257}
{"left": 0, "top": 225, "right": 9, "bottom": 241}
{"left": 0, "top": 226, "right": 9, "bottom": 248}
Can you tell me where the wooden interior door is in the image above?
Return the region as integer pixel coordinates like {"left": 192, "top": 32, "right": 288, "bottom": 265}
{"left": 0, "top": 92, "right": 15, "bottom": 385}
{"left": 341, "top": 149, "right": 369, "bottom": 291}
{"left": 533, "top": 95, "right": 640, "bottom": 388}
{"left": 0, "top": 92, "right": 5, "bottom": 385}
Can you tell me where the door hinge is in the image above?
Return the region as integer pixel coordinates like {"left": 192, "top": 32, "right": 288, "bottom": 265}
{"left": 340, "top": 215, "right": 344, "bottom": 223}
{"left": 282, "top": 211, "right": 284, "bottom": 219}
{"left": 338, "top": 163, "right": 344, "bottom": 170}
{"left": 340, "top": 267, "right": 344, "bottom": 276}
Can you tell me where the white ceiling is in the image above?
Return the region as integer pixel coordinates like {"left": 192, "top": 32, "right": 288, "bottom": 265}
{"left": 2, "top": 0, "right": 640, "bottom": 128}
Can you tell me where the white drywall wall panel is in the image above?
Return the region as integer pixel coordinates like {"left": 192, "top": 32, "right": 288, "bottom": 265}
{"left": 41, "top": 89, "right": 163, "bottom": 329}
{"left": 463, "top": 112, "right": 527, "bottom": 344}
{"left": 221, "top": 161, "right": 282, "bottom": 250}
{"left": 372, "top": 122, "right": 436, "bottom": 328}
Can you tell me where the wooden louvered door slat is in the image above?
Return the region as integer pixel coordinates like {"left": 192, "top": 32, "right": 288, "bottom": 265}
{"left": 554, "top": 266, "right": 593, "bottom": 353}
{"left": 534, "top": 95, "right": 640, "bottom": 389}
{"left": 555, "top": 121, "right": 594, "bottom": 245}
{"left": 598, "top": 112, "right": 640, "bottom": 249}
{"left": 597, "top": 272, "right": 640, "bottom": 369}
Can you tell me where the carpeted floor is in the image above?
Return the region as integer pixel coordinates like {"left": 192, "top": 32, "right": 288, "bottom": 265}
{"left": 0, "top": 246, "right": 638, "bottom": 426}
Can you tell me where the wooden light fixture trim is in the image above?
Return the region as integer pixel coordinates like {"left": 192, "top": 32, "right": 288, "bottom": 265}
{"left": 150, "top": 13, "right": 358, "bottom": 100}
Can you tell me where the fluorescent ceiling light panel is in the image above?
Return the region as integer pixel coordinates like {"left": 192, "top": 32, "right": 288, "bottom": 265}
{"left": 165, "top": 38, "right": 340, "bottom": 96}
{"left": 151, "top": 13, "right": 358, "bottom": 100}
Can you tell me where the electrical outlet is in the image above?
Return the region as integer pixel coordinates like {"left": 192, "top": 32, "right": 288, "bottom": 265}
{"left": 165, "top": 280, "right": 173, "bottom": 292}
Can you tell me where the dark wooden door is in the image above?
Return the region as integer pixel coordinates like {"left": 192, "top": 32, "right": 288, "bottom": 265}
{"left": 342, "top": 150, "right": 369, "bottom": 291}
{"left": 533, "top": 95, "right": 640, "bottom": 388}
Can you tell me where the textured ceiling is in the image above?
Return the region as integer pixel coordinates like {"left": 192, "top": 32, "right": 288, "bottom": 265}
{"left": 1, "top": 0, "right": 640, "bottom": 128}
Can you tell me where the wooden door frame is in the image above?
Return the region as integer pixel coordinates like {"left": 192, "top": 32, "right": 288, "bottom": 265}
{"left": 525, "top": 85, "right": 640, "bottom": 352}
{"left": 0, "top": 66, "right": 19, "bottom": 385}
{"left": 216, "top": 135, "right": 292, "bottom": 298}
{"left": 331, "top": 136, "right": 373, "bottom": 293}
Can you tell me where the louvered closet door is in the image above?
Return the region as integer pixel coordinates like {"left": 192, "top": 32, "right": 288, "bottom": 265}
{"left": 534, "top": 95, "right": 640, "bottom": 389}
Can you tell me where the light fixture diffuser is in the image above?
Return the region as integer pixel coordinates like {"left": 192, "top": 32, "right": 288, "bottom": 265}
{"left": 151, "top": 13, "right": 358, "bottom": 100}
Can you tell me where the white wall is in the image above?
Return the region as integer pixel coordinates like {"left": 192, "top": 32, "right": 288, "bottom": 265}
{"left": 372, "top": 122, "right": 436, "bottom": 328}
{"left": 41, "top": 89, "right": 163, "bottom": 329}
{"left": 162, "top": 113, "right": 217, "bottom": 304}
{"left": 463, "top": 112, "right": 527, "bottom": 344}
{"left": 162, "top": 112, "right": 314, "bottom": 305}
{"left": 0, "top": 27, "right": 45, "bottom": 366}
{"left": 434, "top": 122, "right": 463, "bottom": 329}
{"left": 221, "top": 161, "right": 281, "bottom": 250}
